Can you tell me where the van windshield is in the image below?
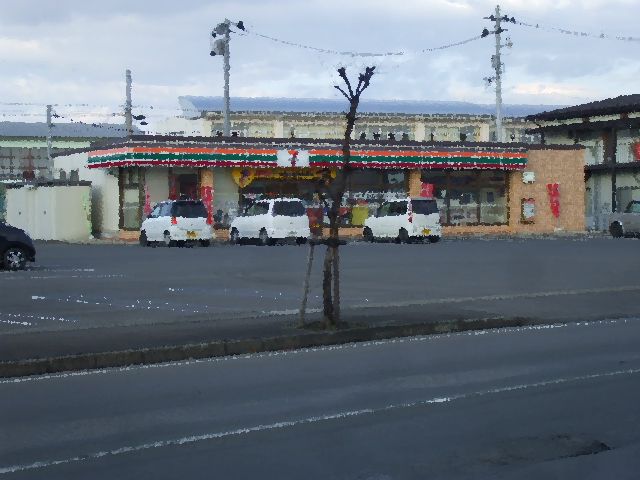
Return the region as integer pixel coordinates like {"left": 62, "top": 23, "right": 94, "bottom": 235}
{"left": 411, "top": 199, "right": 438, "bottom": 215}
{"left": 245, "top": 203, "right": 270, "bottom": 216}
{"left": 273, "top": 201, "right": 306, "bottom": 217}
{"left": 170, "top": 201, "right": 208, "bottom": 218}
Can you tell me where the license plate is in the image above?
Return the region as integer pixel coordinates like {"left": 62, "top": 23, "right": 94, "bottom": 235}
{"left": 187, "top": 230, "right": 197, "bottom": 239}
{"left": 422, "top": 228, "right": 431, "bottom": 235}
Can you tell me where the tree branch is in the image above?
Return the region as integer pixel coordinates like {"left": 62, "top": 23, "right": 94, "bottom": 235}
{"left": 337, "top": 67, "right": 354, "bottom": 98}
{"left": 334, "top": 85, "right": 350, "bottom": 101}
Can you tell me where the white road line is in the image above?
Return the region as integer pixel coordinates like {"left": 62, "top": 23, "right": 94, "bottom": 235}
{"left": 1, "top": 366, "right": 638, "bottom": 475}
{"left": 0, "top": 318, "right": 630, "bottom": 385}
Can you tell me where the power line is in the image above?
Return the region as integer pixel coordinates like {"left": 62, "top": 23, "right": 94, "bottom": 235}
{"left": 515, "top": 19, "right": 640, "bottom": 43}
{"left": 242, "top": 27, "right": 486, "bottom": 57}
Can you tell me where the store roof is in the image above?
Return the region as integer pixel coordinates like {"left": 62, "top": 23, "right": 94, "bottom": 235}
{"left": 526, "top": 94, "right": 640, "bottom": 122}
{"left": 179, "top": 96, "right": 562, "bottom": 118}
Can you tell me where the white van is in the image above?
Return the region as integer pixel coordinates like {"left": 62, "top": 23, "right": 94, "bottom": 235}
{"left": 363, "top": 197, "right": 441, "bottom": 243}
{"left": 140, "top": 200, "right": 212, "bottom": 247}
{"left": 230, "top": 198, "right": 311, "bottom": 246}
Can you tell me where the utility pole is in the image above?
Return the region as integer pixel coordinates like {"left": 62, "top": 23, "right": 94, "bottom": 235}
{"left": 483, "top": 5, "right": 514, "bottom": 143}
{"left": 125, "top": 69, "right": 133, "bottom": 137}
{"left": 46, "top": 104, "right": 53, "bottom": 179}
{"left": 210, "top": 19, "right": 244, "bottom": 137}
{"left": 222, "top": 20, "right": 231, "bottom": 137}
{"left": 493, "top": 5, "right": 503, "bottom": 142}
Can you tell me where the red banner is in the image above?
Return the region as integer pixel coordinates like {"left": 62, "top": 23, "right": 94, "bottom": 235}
{"left": 547, "top": 183, "right": 560, "bottom": 218}
{"left": 633, "top": 142, "right": 640, "bottom": 161}
{"left": 143, "top": 185, "right": 152, "bottom": 217}
{"left": 201, "top": 186, "right": 214, "bottom": 225}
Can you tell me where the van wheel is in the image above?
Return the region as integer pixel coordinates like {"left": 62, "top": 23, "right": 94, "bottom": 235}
{"left": 258, "top": 229, "right": 272, "bottom": 246}
{"left": 296, "top": 237, "right": 307, "bottom": 245}
{"left": 3, "top": 247, "right": 27, "bottom": 270}
{"left": 199, "top": 239, "right": 211, "bottom": 247}
{"left": 610, "top": 222, "right": 624, "bottom": 238}
{"left": 139, "top": 231, "right": 149, "bottom": 247}
{"left": 230, "top": 228, "right": 240, "bottom": 245}
{"left": 163, "top": 232, "right": 176, "bottom": 247}
{"left": 363, "top": 227, "right": 374, "bottom": 242}
{"left": 398, "top": 228, "right": 410, "bottom": 244}
{"left": 427, "top": 235, "right": 441, "bottom": 244}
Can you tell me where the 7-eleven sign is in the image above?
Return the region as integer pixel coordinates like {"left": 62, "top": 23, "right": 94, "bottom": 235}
{"left": 277, "top": 149, "right": 309, "bottom": 167}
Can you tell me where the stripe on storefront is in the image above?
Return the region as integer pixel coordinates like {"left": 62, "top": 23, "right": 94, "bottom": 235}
{"left": 87, "top": 148, "right": 527, "bottom": 170}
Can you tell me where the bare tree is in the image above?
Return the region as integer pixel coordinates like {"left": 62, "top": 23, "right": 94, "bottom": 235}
{"left": 313, "top": 66, "right": 375, "bottom": 328}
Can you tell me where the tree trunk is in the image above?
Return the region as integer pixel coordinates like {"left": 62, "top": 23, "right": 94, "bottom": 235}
{"left": 299, "top": 242, "right": 315, "bottom": 327}
{"left": 322, "top": 244, "right": 333, "bottom": 326}
{"left": 332, "top": 244, "right": 340, "bottom": 323}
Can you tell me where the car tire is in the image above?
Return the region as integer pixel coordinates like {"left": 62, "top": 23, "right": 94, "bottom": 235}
{"left": 609, "top": 222, "right": 624, "bottom": 238}
{"left": 3, "top": 247, "right": 27, "bottom": 270}
{"left": 199, "top": 239, "right": 211, "bottom": 247}
{"left": 427, "top": 235, "right": 441, "bottom": 243}
{"left": 296, "top": 237, "right": 307, "bottom": 245}
{"left": 398, "top": 228, "right": 410, "bottom": 244}
{"left": 163, "top": 232, "right": 176, "bottom": 247}
{"left": 258, "top": 229, "right": 272, "bottom": 246}
{"left": 139, "top": 231, "right": 149, "bottom": 247}
{"left": 363, "top": 227, "right": 374, "bottom": 243}
{"left": 230, "top": 228, "right": 240, "bottom": 245}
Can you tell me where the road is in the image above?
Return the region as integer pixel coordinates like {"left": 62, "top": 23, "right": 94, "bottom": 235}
{"left": 1, "top": 318, "right": 640, "bottom": 478}
{"left": 1, "top": 237, "right": 640, "bottom": 336}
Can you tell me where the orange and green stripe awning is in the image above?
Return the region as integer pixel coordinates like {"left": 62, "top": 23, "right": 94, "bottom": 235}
{"left": 87, "top": 145, "right": 527, "bottom": 170}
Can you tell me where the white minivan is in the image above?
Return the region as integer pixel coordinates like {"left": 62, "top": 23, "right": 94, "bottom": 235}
{"left": 363, "top": 197, "right": 441, "bottom": 243}
{"left": 140, "top": 200, "right": 212, "bottom": 247}
{"left": 230, "top": 198, "right": 311, "bottom": 246}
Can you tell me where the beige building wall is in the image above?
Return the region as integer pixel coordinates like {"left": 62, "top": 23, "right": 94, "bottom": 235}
{"left": 203, "top": 112, "right": 537, "bottom": 143}
{"left": 508, "top": 148, "right": 586, "bottom": 233}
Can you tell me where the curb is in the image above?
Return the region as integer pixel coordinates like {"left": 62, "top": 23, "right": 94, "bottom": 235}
{"left": 0, "top": 316, "right": 545, "bottom": 379}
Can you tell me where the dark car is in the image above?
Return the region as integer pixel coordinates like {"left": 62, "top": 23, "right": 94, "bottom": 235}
{"left": 0, "top": 222, "right": 36, "bottom": 270}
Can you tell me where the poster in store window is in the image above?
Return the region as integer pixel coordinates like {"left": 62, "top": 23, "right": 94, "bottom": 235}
{"left": 521, "top": 198, "right": 535, "bottom": 223}
{"left": 420, "top": 182, "right": 434, "bottom": 198}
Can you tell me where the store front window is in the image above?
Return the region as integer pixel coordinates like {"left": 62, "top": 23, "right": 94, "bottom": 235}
{"left": 342, "top": 170, "right": 407, "bottom": 227}
{"left": 420, "top": 170, "right": 508, "bottom": 226}
{"left": 121, "top": 167, "right": 141, "bottom": 230}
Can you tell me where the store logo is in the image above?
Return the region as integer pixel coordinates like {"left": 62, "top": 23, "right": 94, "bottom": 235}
{"left": 277, "top": 149, "right": 309, "bottom": 168}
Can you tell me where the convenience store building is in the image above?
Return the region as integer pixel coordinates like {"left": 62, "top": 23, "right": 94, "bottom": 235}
{"left": 53, "top": 136, "right": 586, "bottom": 239}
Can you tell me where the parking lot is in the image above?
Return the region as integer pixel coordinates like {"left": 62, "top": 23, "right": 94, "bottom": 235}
{"left": 2, "top": 236, "right": 640, "bottom": 336}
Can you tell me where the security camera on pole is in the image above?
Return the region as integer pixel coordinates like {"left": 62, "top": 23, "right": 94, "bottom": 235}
{"left": 210, "top": 19, "right": 244, "bottom": 137}
{"left": 482, "top": 5, "right": 515, "bottom": 143}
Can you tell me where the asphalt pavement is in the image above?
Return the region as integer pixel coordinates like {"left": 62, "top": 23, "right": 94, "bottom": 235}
{"left": 2, "top": 317, "right": 639, "bottom": 479}
{"left": 1, "top": 236, "right": 640, "bottom": 363}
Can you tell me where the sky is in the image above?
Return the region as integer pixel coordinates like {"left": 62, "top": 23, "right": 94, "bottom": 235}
{"left": 0, "top": 0, "right": 638, "bottom": 129}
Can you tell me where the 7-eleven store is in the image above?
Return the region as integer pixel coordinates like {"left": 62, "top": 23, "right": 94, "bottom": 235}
{"left": 64, "top": 136, "right": 586, "bottom": 239}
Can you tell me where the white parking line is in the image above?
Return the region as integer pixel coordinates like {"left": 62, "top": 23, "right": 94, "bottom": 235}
{"left": 2, "top": 274, "right": 124, "bottom": 280}
{"left": 0, "top": 312, "right": 76, "bottom": 325}
{"left": 1, "top": 366, "right": 638, "bottom": 475}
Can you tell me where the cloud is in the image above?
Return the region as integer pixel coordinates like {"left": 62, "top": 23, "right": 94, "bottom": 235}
{"left": 0, "top": 0, "right": 637, "bottom": 116}
{"left": 0, "top": 37, "right": 49, "bottom": 61}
